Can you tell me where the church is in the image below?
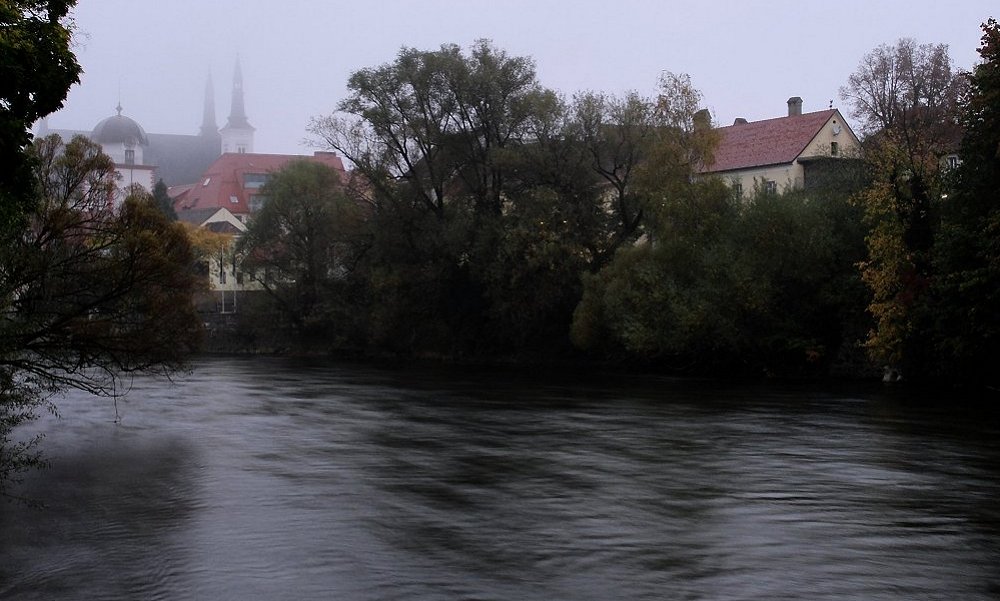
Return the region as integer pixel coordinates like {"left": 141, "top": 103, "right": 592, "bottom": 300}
{"left": 35, "top": 59, "right": 256, "bottom": 191}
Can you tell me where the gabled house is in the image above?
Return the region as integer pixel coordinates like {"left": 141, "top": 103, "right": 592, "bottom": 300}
{"left": 700, "top": 97, "right": 861, "bottom": 198}
{"left": 170, "top": 151, "right": 347, "bottom": 222}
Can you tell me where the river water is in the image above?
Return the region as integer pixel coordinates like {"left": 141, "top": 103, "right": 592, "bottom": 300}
{"left": 1, "top": 357, "right": 998, "bottom": 600}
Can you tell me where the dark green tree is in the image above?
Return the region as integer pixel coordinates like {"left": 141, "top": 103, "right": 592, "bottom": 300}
{"left": 152, "top": 178, "right": 177, "bottom": 220}
{"left": 0, "top": 0, "right": 81, "bottom": 233}
{"left": 309, "top": 41, "right": 589, "bottom": 357}
{"left": 930, "top": 18, "right": 1000, "bottom": 384}
{"left": 238, "top": 160, "right": 368, "bottom": 345}
{"left": 571, "top": 179, "right": 740, "bottom": 369}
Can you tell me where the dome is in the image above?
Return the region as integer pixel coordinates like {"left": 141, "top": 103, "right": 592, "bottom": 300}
{"left": 92, "top": 106, "right": 148, "bottom": 146}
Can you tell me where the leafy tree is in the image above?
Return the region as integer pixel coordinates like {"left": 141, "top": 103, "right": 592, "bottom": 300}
{"left": 571, "top": 179, "right": 740, "bottom": 368}
{"left": 1, "top": 135, "right": 202, "bottom": 496}
{"left": 570, "top": 90, "right": 656, "bottom": 261}
{"left": 732, "top": 186, "right": 869, "bottom": 373}
{"left": 238, "top": 160, "right": 368, "bottom": 344}
{"left": 0, "top": 1, "right": 80, "bottom": 233}
{"left": 308, "top": 41, "right": 579, "bottom": 357}
{"left": 930, "top": 18, "right": 1000, "bottom": 383}
{"left": 309, "top": 40, "right": 555, "bottom": 221}
{"left": 573, "top": 175, "right": 868, "bottom": 375}
{"left": 841, "top": 38, "right": 965, "bottom": 373}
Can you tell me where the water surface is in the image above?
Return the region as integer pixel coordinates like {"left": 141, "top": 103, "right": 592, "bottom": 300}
{"left": 2, "top": 357, "right": 998, "bottom": 600}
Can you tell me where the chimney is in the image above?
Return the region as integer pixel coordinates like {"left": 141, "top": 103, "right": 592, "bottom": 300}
{"left": 733, "top": 117, "right": 748, "bottom": 126}
{"left": 693, "top": 108, "right": 711, "bottom": 131}
{"left": 787, "top": 96, "right": 803, "bottom": 117}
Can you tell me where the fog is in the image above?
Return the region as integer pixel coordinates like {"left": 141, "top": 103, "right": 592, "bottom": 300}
{"left": 48, "top": 0, "right": 995, "bottom": 156}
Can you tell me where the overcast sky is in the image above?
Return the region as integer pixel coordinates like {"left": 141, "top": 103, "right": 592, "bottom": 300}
{"left": 47, "top": 0, "right": 996, "bottom": 156}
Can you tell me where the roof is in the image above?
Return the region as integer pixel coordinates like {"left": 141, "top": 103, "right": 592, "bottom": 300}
{"left": 92, "top": 110, "right": 149, "bottom": 146}
{"left": 172, "top": 151, "right": 347, "bottom": 215}
{"left": 702, "top": 109, "right": 838, "bottom": 173}
{"left": 176, "top": 207, "right": 247, "bottom": 234}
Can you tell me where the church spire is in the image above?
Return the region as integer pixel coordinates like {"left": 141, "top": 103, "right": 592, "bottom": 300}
{"left": 220, "top": 56, "right": 255, "bottom": 153}
{"left": 200, "top": 71, "right": 218, "bottom": 136}
{"left": 225, "top": 56, "right": 252, "bottom": 130}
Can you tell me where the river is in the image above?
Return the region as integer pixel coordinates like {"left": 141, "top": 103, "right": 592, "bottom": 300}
{"left": 2, "top": 357, "right": 999, "bottom": 600}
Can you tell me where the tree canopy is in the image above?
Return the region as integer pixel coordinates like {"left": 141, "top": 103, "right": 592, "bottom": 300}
{"left": 2, "top": 136, "right": 203, "bottom": 495}
{"left": 0, "top": 0, "right": 81, "bottom": 231}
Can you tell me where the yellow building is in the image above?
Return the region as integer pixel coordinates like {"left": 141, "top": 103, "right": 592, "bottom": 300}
{"left": 701, "top": 97, "right": 861, "bottom": 197}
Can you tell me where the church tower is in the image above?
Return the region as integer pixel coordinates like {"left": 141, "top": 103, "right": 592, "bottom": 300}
{"left": 219, "top": 57, "right": 254, "bottom": 153}
{"left": 200, "top": 72, "right": 221, "bottom": 139}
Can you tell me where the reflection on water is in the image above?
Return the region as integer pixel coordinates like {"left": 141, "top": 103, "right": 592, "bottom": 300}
{"left": 2, "top": 358, "right": 999, "bottom": 600}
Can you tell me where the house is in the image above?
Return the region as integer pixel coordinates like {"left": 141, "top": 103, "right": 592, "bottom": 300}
{"left": 170, "top": 151, "right": 347, "bottom": 223}
{"left": 172, "top": 151, "right": 349, "bottom": 313}
{"left": 175, "top": 206, "right": 255, "bottom": 314}
{"left": 700, "top": 97, "right": 861, "bottom": 198}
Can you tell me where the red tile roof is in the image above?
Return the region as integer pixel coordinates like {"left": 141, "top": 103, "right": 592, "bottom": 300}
{"left": 172, "top": 151, "right": 346, "bottom": 214}
{"left": 702, "top": 109, "right": 837, "bottom": 173}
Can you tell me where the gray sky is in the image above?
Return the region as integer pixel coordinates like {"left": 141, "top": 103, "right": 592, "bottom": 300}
{"left": 48, "top": 0, "right": 995, "bottom": 156}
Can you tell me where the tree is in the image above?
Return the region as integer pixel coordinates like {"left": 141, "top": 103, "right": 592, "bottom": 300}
{"left": 152, "top": 178, "right": 177, "bottom": 220}
{"left": 841, "top": 38, "right": 966, "bottom": 373}
{"left": 929, "top": 19, "right": 1000, "bottom": 383}
{"left": 840, "top": 39, "right": 966, "bottom": 138}
{"left": 570, "top": 91, "right": 656, "bottom": 262}
{"left": 1, "top": 135, "right": 202, "bottom": 496}
{"left": 0, "top": 1, "right": 81, "bottom": 232}
{"left": 238, "top": 160, "right": 368, "bottom": 342}
{"left": 308, "top": 41, "right": 578, "bottom": 357}
{"left": 571, "top": 179, "right": 740, "bottom": 368}
{"left": 309, "top": 40, "right": 556, "bottom": 221}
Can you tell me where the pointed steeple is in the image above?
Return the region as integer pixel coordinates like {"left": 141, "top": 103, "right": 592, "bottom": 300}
{"left": 200, "top": 71, "right": 218, "bottom": 137}
{"left": 220, "top": 56, "right": 255, "bottom": 153}
{"left": 225, "top": 56, "right": 252, "bottom": 130}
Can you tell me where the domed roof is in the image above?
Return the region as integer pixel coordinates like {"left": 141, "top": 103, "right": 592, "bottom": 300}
{"left": 92, "top": 105, "right": 148, "bottom": 146}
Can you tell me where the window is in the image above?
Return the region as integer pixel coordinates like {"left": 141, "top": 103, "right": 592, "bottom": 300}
{"left": 765, "top": 180, "right": 777, "bottom": 194}
{"left": 236, "top": 271, "right": 244, "bottom": 285}
{"left": 830, "top": 141, "right": 839, "bottom": 156}
{"left": 229, "top": 195, "right": 239, "bottom": 204}
{"left": 947, "top": 155, "right": 961, "bottom": 170}
{"left": 733, "top": 182, "right": 743, "bottom": 198}
{"left": 243, "top": 173, "right": 270, "bottom": 188}
{"left": 124, "top": 148, "right": 135, "bottom": 165}
{"left": 237, "top": 144, "right": 247, "bottom": 153}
